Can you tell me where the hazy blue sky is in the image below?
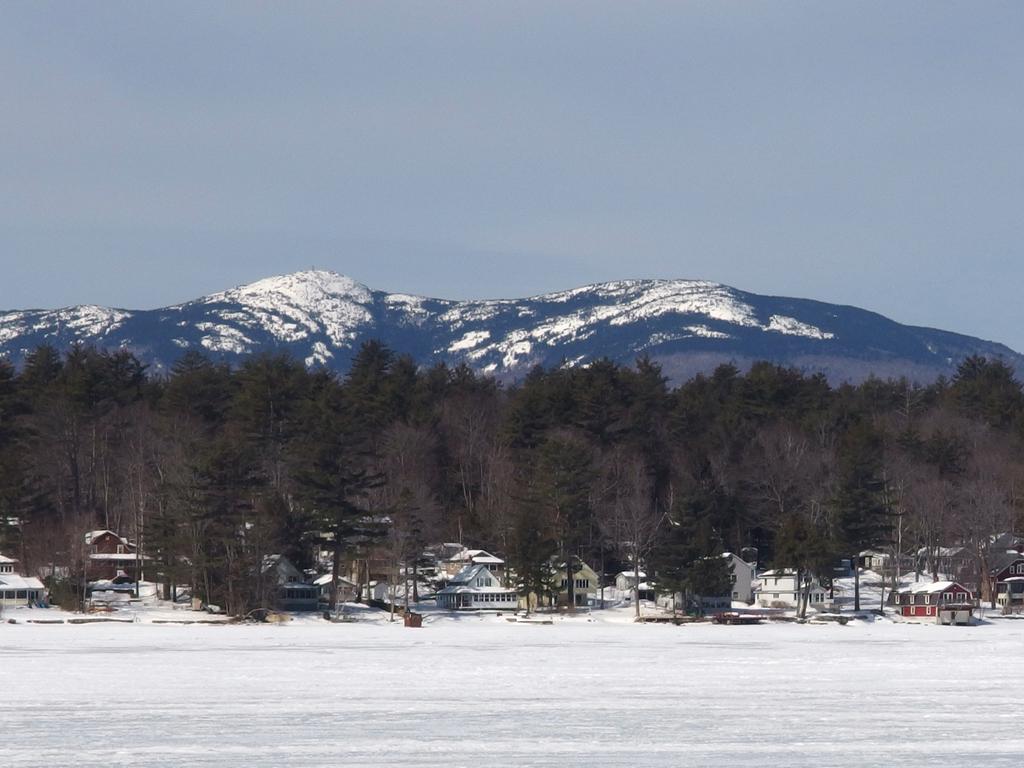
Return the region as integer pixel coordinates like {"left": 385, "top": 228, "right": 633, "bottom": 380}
{"left": 2, "top": 3, "right": 1022, "bottom": 349}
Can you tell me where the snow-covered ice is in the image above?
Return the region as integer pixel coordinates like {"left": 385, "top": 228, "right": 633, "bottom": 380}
{"left": 2, "top": 613, "right": 1023, "bottom": 767}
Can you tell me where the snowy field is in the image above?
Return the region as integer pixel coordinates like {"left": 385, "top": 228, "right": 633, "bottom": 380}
{"left": 2, "top": 613, "right": 1024, "bottom": 767}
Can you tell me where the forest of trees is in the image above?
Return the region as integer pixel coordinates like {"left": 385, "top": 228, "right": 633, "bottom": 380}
{"left": 1, "top": 341, "right": 1022, "bottom": 616}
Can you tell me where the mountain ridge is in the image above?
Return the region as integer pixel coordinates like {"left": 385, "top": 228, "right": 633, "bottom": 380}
{"left": 0, "top": 269, "right": 1018, "bottom": 383}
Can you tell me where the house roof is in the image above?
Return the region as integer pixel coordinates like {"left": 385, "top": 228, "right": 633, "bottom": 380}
{"left": 616, "top": 570, "right": 647, "bottom": 579}
{"left": 721, "top": 552, "right": 753, "bottom": 566}
{"left": 0, "top": 574, "right": 45, "bottom": 590}
{"left": 89, "top": 553, "right": 148, "bottom": 561}
{"left": 0, "top": 554, "right": 17, "bottom": 564}
{"left": 449, "top": 549, "right": 504, "bottom": 565}
{"left": 990, "top": 532, "right": 1024, "bottom": 551}
{"left": 552, "top": 560, "right": 599, "bottom": 579}
{"left": 897, "top": 580, "right": 970, "bottom": 595}
{"left": 313, "top": 573, "right": 356, "bottom": 587}
{"left": 85, "top": 530, "right": 128, "bottom": 545}
{"left": 916, "top": 545, "right": 970, "bottom": 558}
{"left": 447, "top": 563, "right": 493, "bottom": 585}
{"left": 989, "top": 551, "right": 1024, "bottom": 574}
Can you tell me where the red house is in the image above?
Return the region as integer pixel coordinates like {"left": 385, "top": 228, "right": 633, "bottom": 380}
{"left": 85, "top": 530, "right": 147, "bottom": 581}
{"left": 988, "top": 551, "right": 1024, "bottom": 610}
{"left": 890, "top": 581, "right": 975, "bottom": 625}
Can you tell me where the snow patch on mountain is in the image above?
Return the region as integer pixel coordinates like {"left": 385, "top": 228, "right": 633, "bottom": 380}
{"left": 601, "top": 281, "right": 761, "bottom": 328}
{"left": 496, "top": 331, "right": 534, "bottom": 368}
{"left": 203, "top": 270, "right": 374, "bottom": 346}
{"left": 685, "top": 325, "right": 733, "bottom": 340}
{"left": 438, "top": 301, "right": 507, "bottom": 329}
{"left": 766, "top": 315, "right": 834, "bottom": 340}
{"left": 305, "top": 341, "right": 334, "bottom": 367}
{"left": 197, "top": 323, "right": 253, "bottom": 354}
{"left": 449, "top": 330, "right": 491, "bottom": 352}
{"left": 384, "top": 293, "right": 432, "bottom": 324}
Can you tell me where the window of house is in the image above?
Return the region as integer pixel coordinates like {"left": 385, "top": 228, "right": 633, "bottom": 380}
{"left": 772, "top": 593, "right": 779, "bottom": 599}
{"left": 732, "top": 592, "right": 738, "bottom": 598}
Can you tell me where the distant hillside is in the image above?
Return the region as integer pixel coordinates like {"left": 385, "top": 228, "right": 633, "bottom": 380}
{"left": 1, "top": 270, "right": 1019, "bottom": 383}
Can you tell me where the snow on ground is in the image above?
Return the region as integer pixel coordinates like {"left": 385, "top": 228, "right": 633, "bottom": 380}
{"left": 3, "top": 609, "right": 1024, "bottom": 767}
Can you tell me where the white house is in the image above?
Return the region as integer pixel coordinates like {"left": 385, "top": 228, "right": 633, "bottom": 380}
{"left": 0, "top": 553, "right": 16, "bottom": 575}
{"left": 755, "top": 569, "right": 827, "bottom": 609}
{"left": 0, "top": 554, "right": 46, "bottom": 608}
{"left": 436, "top": 563, "right": 518, "bottom": 610}
{"left": 615, "top": 570, "right": 646, "bottom": 592}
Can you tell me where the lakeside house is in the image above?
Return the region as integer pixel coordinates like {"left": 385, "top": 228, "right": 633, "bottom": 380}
{"left": 0, "top": 554, "right": 46, "bottom": 608}
{"left": 723, "top": 552, "right": 755, "bottom": 604}
{"left": 889, "top": 581, "right": 975, "bottom": 625}
{"left": 915, "top": 545, "right": 972, "bottom": 581}
{"left": 85, "top": 530, "right": 150, "bottom": 581}
{"left": 444, "top": 548, "right": 506, "bottom": 579}
{"left": 755, "top": 569, "right": 827, "bottom": 609}
{"left": 263, "top": 555, "right": 318, "bottom": 612}
{"left": 555, "top": 561, "right": 599, "bottom": 608}
{"left": 313, "top": 573, "right": 357, "bottom": 605}
{"left": 518, "top": 560, "right": 600, "bottom": 611}
{"left": 615, "top": 570, "right": 655, "bottom": 601}
{"left": 987, "top": 551, "right": 1024, "bottom": 611}
{"left": 655, "top": 553, "right": 756, "bottom": 614}
{"left": 436, "top": 563, "right": 517, "bottom": 610}
{"left": 996, "top": 578, "right": 1024, "bottom": 612}
{"left": 615, "top": 569, "right": 646, "bottom": 592}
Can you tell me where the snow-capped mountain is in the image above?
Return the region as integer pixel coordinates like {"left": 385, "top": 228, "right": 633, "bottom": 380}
{"left": 0, "top": 270, "right": 1019, "bottom": 383}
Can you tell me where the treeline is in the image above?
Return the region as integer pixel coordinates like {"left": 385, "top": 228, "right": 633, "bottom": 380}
{"left": 1, "top": 342, "right": 1022, "bottom": 615}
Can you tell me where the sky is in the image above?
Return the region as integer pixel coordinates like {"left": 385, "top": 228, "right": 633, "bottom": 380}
{"left": 2, "top": 3, "right": 1022, "bottom": 349}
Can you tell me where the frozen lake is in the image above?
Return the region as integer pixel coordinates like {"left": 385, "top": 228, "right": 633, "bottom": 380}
{"left": 2, "top": 614, "right": 1022, "bottom": 767}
